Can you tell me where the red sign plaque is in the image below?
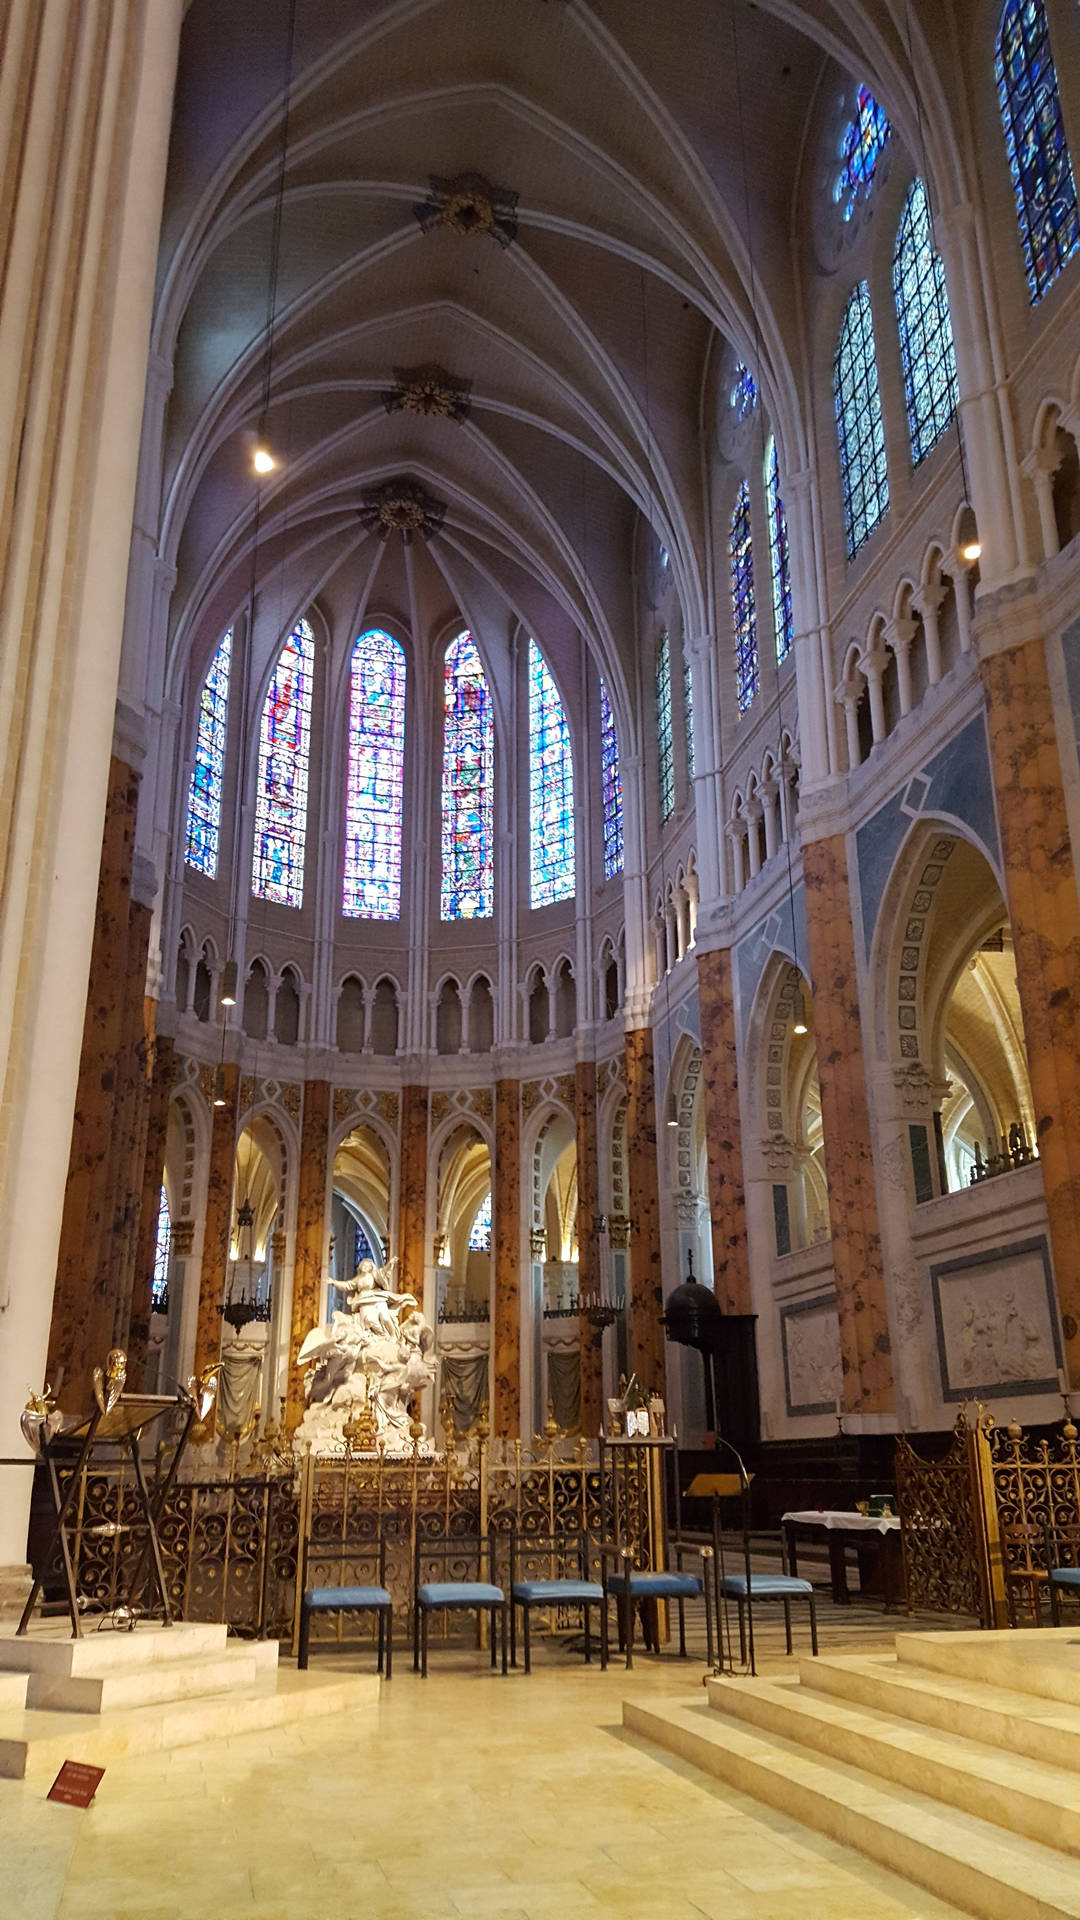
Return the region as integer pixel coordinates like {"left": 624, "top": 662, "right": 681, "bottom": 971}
{"left": 47, "top": 1760, "right": 105, "bottom": 1808}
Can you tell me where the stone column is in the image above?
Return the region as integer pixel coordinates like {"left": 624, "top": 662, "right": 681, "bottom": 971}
{"left": 0, "top": 0, "right": 183, "bottom": 1593}
{"left": 886, "top": 616, "right": 915, "bottom": 718}
{"left": 696, "top": 946, "right": 752, "bottom": 1314}
{"left": 574, "top": 1059, "right": 604, "bottom": 1436}
{"left": 397, "top": 1083, "right": 428, "bottom": 1304}
{"left": 493, "top": 1079, "right": 521, "bottom": 1435}
{"left": 285, "top": 1080, "right": 330, "bottom": 1429}
{"left": 980, "top": 624, "right": 1080, "bottom": 1384}
{"left": 192, "top": 1063, "right": 239, "bottom": 1416}
{"left": 802, "top": 834, "right": 894, "bottom": 1414}
{"left": 624, "top": 1027, "right": 666, "bottom": 1395}
{"left": 911, "top": 585, "right": 945, "bottom": 687}
{"left": 128, "top": 1031, "right": 175, "bottom": 1387}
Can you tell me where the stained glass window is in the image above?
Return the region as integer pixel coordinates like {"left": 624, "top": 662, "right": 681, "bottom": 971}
{"left": 354, "top": 1220, "right": 377, "bottom": 1267}
{"left": 730, "top": 481, "right": 759, "bottom": 713}
{"left": 893, "top": 178, "right": 959, "bottom": 464}
{"left": 764, "top": 436, "right": 794, "bottom": 662}
{"left": 599, "top": 676, "right": 623, "bottom": 880}
{"left": 152, "top": 1187, "right": 170, "bottom": 1313}
{"left": 343, "top": 628, "right": 405, "bottom": 920}
{"left": 528, "top": 638, "right": 575, "bottom": 908}
{"left": 834, "top": 282, "right": 889, "bottom": 558}
{"left": 996, "top": 0, "right": 1079, "bottom": 303}
{"left": 251, "top": 618, "right": 314, "bottom": 907}
{"left": 834, "top": 85, "right": 891, "bottom": 222}
{"left": 656, "top": 634, "right": 674, "bottom": 821}
{"left": 185, "top": 629, "right": 231, "bottom": 876}
{"left": 682, "top": 645, "right": 695, "bottom": 779}
{"left": 730, "top": 360, "right": 758, "bottom": 420}
{"left": 469, "top": 1191, "right": 492, "bottom": 1252}
{"left": 441, "top": 631, "right": 494, "bottom": 920}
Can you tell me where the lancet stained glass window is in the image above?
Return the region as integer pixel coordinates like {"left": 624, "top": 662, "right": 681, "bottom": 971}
{"left": 343, "top": 628, "right": 405, "bottom": 920}
{"left": 152, "top": 1187, "right": 170, "bottom": 1313}
{"left": 528, "top": 638, "right": 575, "bottom": 908}
{"left": 730, "top": 481, "right": 759, "bottom": 713}
{"left": 469, "top": 1191, "right": 492, "bottom": 1252}
{"left": 893, "top": 178, "right": 958, "bottom": 465}
{"left": 996, "top": 0, "right": 1079, "bottom": 303}
{"left": 682, "top": 645, "right": 696, "bottom": 779}
{"left": 441, "top": 631, "right": 493, "bottom": 920}
{"left": 730, "top": 360, "right": 758, "bottom": 420}
{"left": 599, "top": 676, "right": 623, "bottom": 880}
{"left": 764, "top": 436, "right": 794, "bottom": 662}
{"left": 185, "top": 628, "right": 231, "bottom": 877}
{"left": 656, "top": 634, "right": 674, "bottom": 821}
{"left": 834, "top": 282, "right": 889, "bottom": 558}
{"left": 251, "top": 617, "right": 314, "bottom": 908}
{"left": 834, "top": 85, "right": 891, "bottom": 223}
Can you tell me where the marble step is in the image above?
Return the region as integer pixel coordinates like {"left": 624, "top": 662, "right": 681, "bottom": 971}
{"left": 806, "top": 1649, "right": 1080, "bottom": 1772}
{"left": 25, "top": 1641, "right": 278, "bottom": 1714}
{"left": 0, "top": 1668, "right": 380, "bottom": 1781}
{"left": 0, "top": 1671, "right": 28, "bottom": 1711}
{"left": 624, "top": 1695, "right": 1080, "bottom": 1920}
{"left": 0, "top": 1620, "right": 229, "bottom": 1677}
{"left": 898, "top": 1626, "right": 1080, "bottom": 1710}
{"left": 706, "top": 1670, "right": 1080, "bottom": 1857}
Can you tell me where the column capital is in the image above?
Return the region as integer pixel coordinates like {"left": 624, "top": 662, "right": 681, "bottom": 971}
{"left": 910, "top": 583, "right": 945, "bottom": 621}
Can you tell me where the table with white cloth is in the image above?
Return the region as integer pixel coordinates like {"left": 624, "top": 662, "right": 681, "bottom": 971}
{"left": 781, "top": 1508, "right": 903, "bottom": 1610}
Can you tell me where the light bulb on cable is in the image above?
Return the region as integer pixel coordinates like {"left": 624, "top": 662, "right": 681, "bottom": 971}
{"left": 960, "top": 538, "right": 981, "bottom": 563}
{"left": 792, "top": 988, "right": 808, "bottom": 1036}
{"left": 252, "top": 443, "right": 276, "bottom": 476}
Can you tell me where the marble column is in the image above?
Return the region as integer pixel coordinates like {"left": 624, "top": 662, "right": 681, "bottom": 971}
{"left": 696, "top": 946, "right": 752, "bottom": 1314}
{"left": 101, "top": 895, "right": 155, "bottom": 1356}
{"left": 0, "top": 0, "right": 183, "bottom": 1590}
{"left": 493, "top": 1078, "right": 521, "bottom": 1436}
{"left": 397, "top": 1083, "right": 428, "bottom": 1305}
{"left": 286, "top": 1080, "right": 330, "bottom": 1429}
{"left": 48, "top": 756, "right": 141, "bottom": 1407}
{"left": 574, "top": 1059, "right": 604, "bottom": 1436}
{"left": 192, "top": 1062, "right": 239, "bottom": 1419}
{"left": 625, "top": 1027, "right": 667, "bottom": 1396}
{"left": 802, "top": 834, "right": 894, "bottom": 1414}
{"left": 128, "top": 1029, "right": 175, "bottom": 1387}
{"left": 981, "top": 632, "right": 1080, "bottom": 1383}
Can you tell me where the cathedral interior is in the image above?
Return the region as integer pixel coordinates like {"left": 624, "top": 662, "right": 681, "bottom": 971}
{"left": 4, "top": 3, "right": 1080, "bottom": 1916}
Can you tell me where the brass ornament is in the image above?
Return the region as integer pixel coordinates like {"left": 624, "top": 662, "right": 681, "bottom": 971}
{"left": 382, "top": 363, "right": 472, "bottom": 423}
{"left": 20, "top": 1383, "right": 62, "bottom": 1452}
{"left": 92, "top": 1348, "right": 127, "bottom": 1417}
{"left": 413, "top": 172, "right": 518, "bottom": 249}
{"left": 358, "top": 478, "right": 447, "bottom": 545}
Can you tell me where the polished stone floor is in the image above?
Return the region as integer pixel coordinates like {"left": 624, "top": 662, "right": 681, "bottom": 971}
{"left": 2, "top": 1604, "right": 972, "bottom": 1920}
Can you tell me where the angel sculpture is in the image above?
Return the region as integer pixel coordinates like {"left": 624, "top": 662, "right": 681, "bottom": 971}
{"left": 295, "top": 1256, "right": 437, "bottom": 1453}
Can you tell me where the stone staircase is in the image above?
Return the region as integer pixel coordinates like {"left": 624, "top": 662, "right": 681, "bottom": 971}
{"left": 624, "top": 1627, "right": 1080, "bottom": 1920}
{"left": 0, "top": 1621, "right": 378, "bottom": 1782}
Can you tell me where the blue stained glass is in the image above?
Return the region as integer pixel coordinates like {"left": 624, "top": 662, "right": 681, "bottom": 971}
{"left": 185, "top": 629, "right": 231, "bottom": 877}
{"left": 834, "top": 85, "right": 891, "bottom": 222}
{"left": 599, "top": 676, "right": 623, "bottom": 880}
{"left": 730, "top": 360, "right": 758, "bottom": 420}
{"left": 442, "top": 631, "right": 493, "bottom": 920}
{"left": 656, "top": 634, "right": 674, "bottom": 821}
{"left": 251, "top": 618, "right": 314, "bottom": 908}
{"left": 469, "top": 1191, "right": 492, "bottom": 1252}
{"left": 528, "top": 638, "right": 575, "bottom": 908}
{"left": 354, "top": 1220, "right": 377, "bottom": 1267}
{"left": 152, "top": 1186, "right": 170, "bottom": 1313}
{"left": 730, "top": 481, "right": 759, "bottom": 713}
{"left": 682, "top": 645, "right": 695, "bottom": 779}
{"left": 893, "top": 179, "right": 958, "bottom": 465}
{"left": 834, "top": 282, "right": 889, "bottom": 558}
{"left": 996, "top": 0, "right": 1079, "bottom": 303}
{"left": 343, "top": 628, "right": 405, "bottom": 920}
{"left": 764, "top": 436, "right": 794, "bottom": 662}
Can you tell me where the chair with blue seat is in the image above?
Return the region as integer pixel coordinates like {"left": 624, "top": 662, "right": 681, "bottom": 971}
{"left": 602, "top": 1542, "right": 715, "bottom": 1671}
{"left": 1044, "top": 1521, "right": 1080, "bottom": 1626}
{"left": 716, "top": 1567, "right": 818, "bottom": 1659}
{"left": 297, "top": 1524, "right": 394, "bottom": 1676}
{"left": 413, "top": 1528, "right": 508, "bottom": 1677}
{"left": 507, "top": 1524, "right": 606, "bottom": 1672}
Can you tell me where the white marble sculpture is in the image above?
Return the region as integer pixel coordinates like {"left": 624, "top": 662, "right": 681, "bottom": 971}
{"left": 294, "top": 1258, "right": 437, "bottom": 1453}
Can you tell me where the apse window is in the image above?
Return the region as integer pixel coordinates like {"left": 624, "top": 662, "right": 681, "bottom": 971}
{"left": 834, "top": 281, "right": 889, "bottom": 558}
{"left": 441, "top": 631, "right": 494, "bottom": 920}
{"left": 730, "top": 480, "right": 759, "bottom": 712}
{"left": 528, "top": 638, "right": 575, "bottom": 908}
{"left": 343, "top": 628, "right": 405, "bottom": 920}
{"left": 996, "top": 0, "right": 1080, "bottom": 303}
{"left": 599, "top": 676, "right": 624, "bottom": 880}
{"left": 893, "top": 178, "right": 958, "bottom": 465}
{"left": 833, "top": 84, "right": 891, "bottom": 222}
{"left": 251, "top": 617, "right": 314, "bottom": 908}
{"left": 185, "top": 628, "right": 232, "bottom": 877}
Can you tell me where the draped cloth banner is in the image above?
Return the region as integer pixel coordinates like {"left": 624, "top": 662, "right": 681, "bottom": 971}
{"left": 441, "top": 1354, "right": 489, "bottom": 1435}
{"left": 218, "top": 1342, "right": 263, "bottom": 1436}
{"left": 547, "top": 1349, "right": 581, "bottom": 1435}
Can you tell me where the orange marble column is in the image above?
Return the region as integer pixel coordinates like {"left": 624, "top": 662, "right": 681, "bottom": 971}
{"left": 101, "top": 898, "right": 154, "bottom": 1355}
{"left": 696, "top": 945, "right": 752, "bottom": 1314}
{"left": 127, "top": 1029, "right": 175, "bottom": 1387}
{"left": 802, "top": 833, "right": 894, "bottom": 1414}
{"left": 493, "top": 1078, "right": 521, "bottom": 1436}
{"left": 625, "top": 1027, "right": 666, "bottom": 1397}
{"left": 286, "top": 1079, "right": 331, "bottom": 1428}
{"left": 192, "top": 1061, "right": 239, "bottom": 1414}
{"left": 981, "top": 634, "right": 1080, "bottom": 1380}
{"left": 575, "top": 1059, "right": 603, "bottom": 1436}
{"left": 397, "top": 1083, "right": 428, "bottom": 1303}
{"left": 48, "top": 757, "right": 141, "bottom": 1407}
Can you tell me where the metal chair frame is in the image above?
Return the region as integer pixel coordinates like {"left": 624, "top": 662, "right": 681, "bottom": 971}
{"left": 507, "top": 1523, "right": 607, "bottom": 1672}
{"left": 412, "top": 1527, "right": 508, "bottom": 1678}
{"left": 298, "top": 1523, "right": 394, "bottom": 1676}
